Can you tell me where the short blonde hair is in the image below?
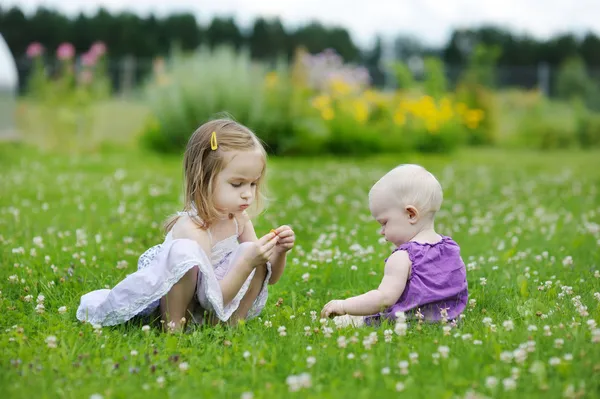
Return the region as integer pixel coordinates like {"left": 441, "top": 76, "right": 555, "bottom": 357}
{"left": 370, "top": 164, "right": 443, "bottom": 215}
{"left": 165, "top": 118, "right": 268, "bottom": 232}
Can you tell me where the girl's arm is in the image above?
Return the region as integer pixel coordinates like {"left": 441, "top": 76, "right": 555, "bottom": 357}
{"left": 322, "top": 250, "right": 411, "bottom": 317}
{"left": 239, "top": 212, "right": 286, "bottom": 284}
{"left": 176, "top": 216, "right": 258, "bottom": 306}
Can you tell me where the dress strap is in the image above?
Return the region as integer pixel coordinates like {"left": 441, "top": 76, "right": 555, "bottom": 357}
{"left": 206, "top": 228, "right": 213, "bottom": 246}
{"left": 233, "top": 217, "right": 239, "bottom": 236}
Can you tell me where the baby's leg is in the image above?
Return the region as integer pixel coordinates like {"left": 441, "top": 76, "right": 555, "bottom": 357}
{"left": 228, "top": 264, "right": 267, "bottom": 325}
{"left": 160, "top": 266, "right": 198, "bottom": 332}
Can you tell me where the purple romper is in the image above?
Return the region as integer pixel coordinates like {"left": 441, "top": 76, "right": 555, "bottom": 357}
{"left": 365, "top": 236, "right": 468, "bottom": 325}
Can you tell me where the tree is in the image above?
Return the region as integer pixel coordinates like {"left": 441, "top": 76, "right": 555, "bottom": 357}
{"left": 249, "top": 17, "right": 287, "bottom": 61}
{"left": 206, "top": 17, "right": 243, "bottom": 50}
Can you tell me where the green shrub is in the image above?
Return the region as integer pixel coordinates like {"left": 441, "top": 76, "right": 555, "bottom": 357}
{"left": 141, "top": 46, "right": 268, "bottom": 153}
{"left": 577, "top": 111, "right": 600, "bottom": 148}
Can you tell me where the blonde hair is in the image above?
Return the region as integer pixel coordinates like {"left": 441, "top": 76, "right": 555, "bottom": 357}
{"left": 370, "top": 164, "right": 443, "bottom": 216}
{"left": 164, "top": 118, "right": 268, "bottom": 232}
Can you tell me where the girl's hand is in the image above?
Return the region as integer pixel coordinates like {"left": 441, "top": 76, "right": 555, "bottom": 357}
{"left": 321, "top": 299, "right": 347, "bottom": 318}
{"left": 244, "top": 232, "right": 279, "bottom": 268}
{"left": 274, "top": 225, "right": 295, "bottom": 253}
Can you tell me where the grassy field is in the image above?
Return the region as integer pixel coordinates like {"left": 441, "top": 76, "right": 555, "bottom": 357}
{"left": 1, "top": 142, "right": 599, "bottom": 399}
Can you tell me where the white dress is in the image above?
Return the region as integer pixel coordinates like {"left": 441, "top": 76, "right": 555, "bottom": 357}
{"left": 76, "top": 215, "right": 272, "bottom": 326}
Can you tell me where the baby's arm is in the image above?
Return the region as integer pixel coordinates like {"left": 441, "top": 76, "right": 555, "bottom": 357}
{"left": 323, "top": 250, "right": 411, "bottom": 317}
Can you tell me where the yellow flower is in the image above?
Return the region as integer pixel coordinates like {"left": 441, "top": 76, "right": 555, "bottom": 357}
{"left": 393, "top": 110, "right": 406, "bottom": 126}
{"left": 329, "top": 78, "right": 352, "bottom": 96}
{"left": 321, "top": 107, "right": 334, "bottom": 121}
{"left": 439, "top": 98, "right": 453, "bottom": 121}
{"left": 265, "top": 72, "right": 278, "bottom": 88}
{"left": 464, "top": 109, "right": 484, "bottom": 129}
{"left": 364, "top": 89, "right": 382, "bottom": 104}
{"left": 353, "top": 100, "right": 369, "bottom": 123}
{"left": 311, "top": 95, "right": 331, "bottom": 110}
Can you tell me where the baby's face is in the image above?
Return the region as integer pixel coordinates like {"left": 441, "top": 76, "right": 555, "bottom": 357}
{"left": 369, "top": 190, "right": 415, "bottom": 246}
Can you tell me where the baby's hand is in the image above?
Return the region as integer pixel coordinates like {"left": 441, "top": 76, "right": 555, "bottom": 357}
{"left": 321, "top": 299, "right": 347, "bottom": 319}
{"left": 273, "top": 225, "right": 295, "bottom": 253}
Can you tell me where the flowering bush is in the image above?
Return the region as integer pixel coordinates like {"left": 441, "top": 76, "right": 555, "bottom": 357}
{"left": 141, "top": 46, "right": 487, "bottom": 155}
{"left": 23, "top": 40, "right": 111, "bottom": 151}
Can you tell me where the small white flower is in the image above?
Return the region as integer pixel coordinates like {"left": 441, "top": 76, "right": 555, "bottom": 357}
{"left": 500, "top": 351, "right": 513, "bottom": 363}
{"left": 437, "top": 346, "right": 450, "bottom": 358}
{"left": 243, "top": 351, "right": 251, "bottom": 359}
{"left": 549, "top": 357, "right": 561, "bottom": 366}
{"left": 302, "top": 273, "right": 310, "bottom": 282}
{"left": 409, "top": 352, "right": 419, "bottom": 363}
{"left": 502, "top": 320, "right": 514, "bottom": 331}
{"left": 156, "top": 376, "right": 165, "bottom": 387}
{"left": 278, "top": 326, "right": 287, "bottom": 336}
{"left": 347, "top": 353, "right": 355, "bottom": 359}
{"left": 286, "top": 372, "right": 312, "bottom": 392}
{"left": 130, "top": 350, "right": 138, "bottom": 356}
{"left": 179, "top": 362, "right": 189, "bottom": 371}
{"left": 142, "top": 325, "right": 151, "bottom": 333}
{"left": 264, "top": 320, "right": 272, "bottom": 328}
{"left": 306, "top": 356, "right": 316, "bottom": 368}
{"left": 485, "top": 376, "right": 498, "bottom": 389}
{"left": 563, "top": 353, "right": 573, "bottom": 361}
{"left": 543, "top": 325, "right": 552, "bottom": 336}
{"left": 89, "top": 394, "right": 104, "bottom": 399}
{"left": 502, "top": 377, "right": 517, "bottom": 391}
{"left": 58, "top": 306, "right": 67, "bottom": 314}
{"left": 395, "top": 382, "right": 405, "bottom": 392}
{"left": 394, "top": 321, "right": 407, "bottom": 336}
{"left": 381, "top": 367, "right": 390, "bottom": 375}
{"left": 241, "top": 392, "right": 253, "bottom": 399}
{"left": 45, "top": 335, "right": 58, "bottom": 348}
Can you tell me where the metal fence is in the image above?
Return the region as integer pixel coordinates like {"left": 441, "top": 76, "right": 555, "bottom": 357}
{"left": 9, "top": 55, "right": 600, "bottom": 101}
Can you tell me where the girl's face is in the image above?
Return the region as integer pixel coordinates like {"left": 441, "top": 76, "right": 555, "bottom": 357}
{"left": 213, "top": 149, "right": 264, "bottom": 216}
{"left": 369, "top": 189, "right": 419, "bottom": 247}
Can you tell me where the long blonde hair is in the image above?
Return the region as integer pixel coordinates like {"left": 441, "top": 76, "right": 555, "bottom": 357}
{"left": 164, "top": 118, "right": 268, "bottom": 233}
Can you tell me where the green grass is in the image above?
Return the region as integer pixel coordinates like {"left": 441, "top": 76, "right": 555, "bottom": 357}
{"left": 1, "top": 143, "right": 600, "bottom": 399}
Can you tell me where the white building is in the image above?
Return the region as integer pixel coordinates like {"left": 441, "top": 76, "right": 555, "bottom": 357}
{"left": 0, "top": 33, "right": 19, "bottom": 138}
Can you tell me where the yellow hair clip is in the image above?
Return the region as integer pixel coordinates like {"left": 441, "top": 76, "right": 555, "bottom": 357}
{"left": 210, "top": 131, "right": 218, "bottom": 150}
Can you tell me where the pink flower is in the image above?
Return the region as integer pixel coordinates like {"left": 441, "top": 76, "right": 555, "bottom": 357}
{"left": 26, "top": 42, "right": 44, "bottom": 58}
{"left": 81, "top": 51, "right": 97, "bottom": 67}
{"left": 57, "top": 42, "right": 75, "bottom": 60}
{"left": 90, "top": 41, "right": 107, "bottom": 57}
